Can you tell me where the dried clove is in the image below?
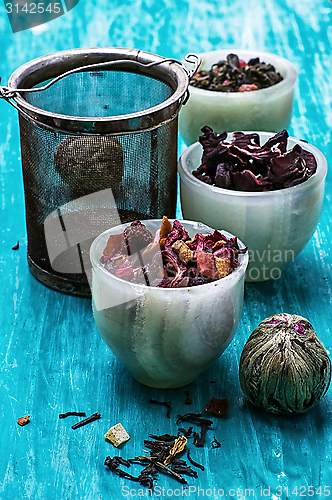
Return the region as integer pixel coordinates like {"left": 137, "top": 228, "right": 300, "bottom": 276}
{"left": 187, "top": 449, "right": 205, "bottom": 471}
{"left": 178, "top": 427, "right": 193, "bottom": 438}
{"left": 59, "top": 411, "right": 86, "bottom": 419}
{"left": 71, "top": 412, "right": 101, "bottom": 429}
{"left": 149, "top": 399, "right": 172, "bottom": 418}
{"left": 176, "top": 413, "right": 213, "bottom": 426}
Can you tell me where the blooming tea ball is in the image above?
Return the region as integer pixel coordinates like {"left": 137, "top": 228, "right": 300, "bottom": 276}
{"left": 239, "top": 313, "right": 331, "bottom": 415}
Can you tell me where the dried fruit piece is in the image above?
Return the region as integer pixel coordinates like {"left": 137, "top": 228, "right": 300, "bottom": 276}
{"left": 214, "top": 257, "right": 232, "bottom": 279}
{"left": 102, "top": 219, "right": 246, "bottom": 287}
{"left": 205, "top": 397, "right": 229, "bottom": 416}
{"left": 171, "top": 240, "right": 194, "bottom": 265}
{"left": 196, "top": 250, "right": 218, "bottom": 280}
{"left": 17, "top": 415, "right": 30, "bottom": 426}
{"left": 160, "top": 215, "right": 173, "bottom": 240}
{"left": 238, "top": 83, "right": 258, "bottom": 92}
{"left": 103, "top": 234, "right": 125, "bottom": 258}
{"left": 105, "top": 423, "right": 130, "bottom": 447}
{"left": 123, "top": 221, "right": 154, "bottom": 255}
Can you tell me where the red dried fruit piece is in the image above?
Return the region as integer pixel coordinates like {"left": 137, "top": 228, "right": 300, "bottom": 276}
{"left": 205, "top": 397, "right": 229, "bottom": 416}
{"left": 238, "top": 83, "right": 258, "bottom": 92}
{"left": 196, "top": 250, "right": 218, "bottom": 280}
{"left": 123, "top": 221, "right": 154, "bottom": 255}
{"left": 103, "top": 233, "right": 125, "bottom": 258}
{"left": 17, "top": 415, "right": 30, "bottom": 426}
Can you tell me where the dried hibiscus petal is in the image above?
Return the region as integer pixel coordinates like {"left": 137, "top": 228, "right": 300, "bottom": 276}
{"left": 193, "top": 127, "right": 317, "bottom": 192}
{"left": 165, "top": 220, "right": 189, "bottom": 247}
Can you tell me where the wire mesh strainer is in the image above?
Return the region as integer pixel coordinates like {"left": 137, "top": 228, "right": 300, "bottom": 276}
{"left": 1, "top": 47, "right": 200, "bottom": 296}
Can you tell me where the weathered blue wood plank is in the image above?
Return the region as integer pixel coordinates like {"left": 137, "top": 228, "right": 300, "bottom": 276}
{"left": 1, "top": 0, "right": 332, "bottom": 498}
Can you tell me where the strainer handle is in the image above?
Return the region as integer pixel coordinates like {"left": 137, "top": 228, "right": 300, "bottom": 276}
{"left": 0, "top": 53, "right": 201, "bottom": 100}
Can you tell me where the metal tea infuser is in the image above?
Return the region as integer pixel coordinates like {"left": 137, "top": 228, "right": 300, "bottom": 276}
{"left": 0, "top": 48, "right": 200, "bottom": 295}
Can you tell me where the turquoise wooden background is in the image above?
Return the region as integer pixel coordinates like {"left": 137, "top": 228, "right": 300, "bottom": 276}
{"left": 1, "top": 0, "right": 332, "bottom": 498}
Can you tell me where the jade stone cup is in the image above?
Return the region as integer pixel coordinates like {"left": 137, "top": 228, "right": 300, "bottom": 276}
{"left": 179, "top": 49, "right": 297, "bottom": 146}
{"left": 90, "top": 220, "right": 248, "bottom": 389}
{"left": 178, "top": 133, "right": 327, "bottom": 282}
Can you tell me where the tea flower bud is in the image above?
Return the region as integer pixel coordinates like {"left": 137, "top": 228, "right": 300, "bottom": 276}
{"left": 239, "top": 313, "right": 331, "bottom": 415}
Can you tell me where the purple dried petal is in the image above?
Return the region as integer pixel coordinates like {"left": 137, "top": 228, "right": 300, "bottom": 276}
{"left": 232, "top": 131, "right": 260, "bottom": 147}
{"left": 232, "top": 170, "right": 266, "bottom": 191}
{"left": 194, "top": 173, "right": 213, "bottom": 185}
{"left": 269, "top": 145, "right": 302, "bottom": 177}
{"left": 114, "top": 260, "right": 135, "bottom": 280}
{"left": 189, "top": 277, "right": 208, "bottom": 286}
{"left": 194, "top": 127, "right": 315, "bottom": 192}
{"left": 159, "top": 248, "right": 187, "bottom": 287}
{"left": 174, "top": 277, "right": 190, "bottom": 288}
{"left": 199, "top": 126, "right": 227, "bottom": 151}
{"left": 300, "top": 148, "right": 317, "bottom": 176}
{"left": 165, "top": 220, "right": 189, "bottom": 248}
{"left": 263, "top": 129, "right": 289, "bottom": 152}
{"left": 154, "top": 277, "right": 173, "bottom": 288}
{"left": 214, "top": 247, "right": 232, "bottom": 259}
{"left": 215, "top": 162, "right": 233, "bottom": 188}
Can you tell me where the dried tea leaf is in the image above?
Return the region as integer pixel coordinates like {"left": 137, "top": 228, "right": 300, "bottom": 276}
{"left": 164, "top": 436, "right": 187, "bottom": 465}
{"left": 190, "top": 54, "right": 283, "bottom": 92}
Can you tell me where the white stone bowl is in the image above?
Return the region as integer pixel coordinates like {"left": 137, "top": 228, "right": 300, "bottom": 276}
{"left": 179, "top": 49, "right": 297, "bottom": 146}
{"left": 90, "top": 219, "right": 248, "bottom": 389}
{"left": 178, "top": 133, "right": 327, "bottom": 282}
